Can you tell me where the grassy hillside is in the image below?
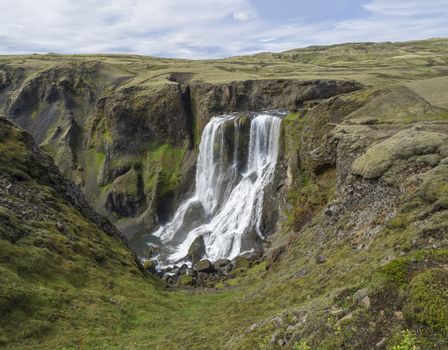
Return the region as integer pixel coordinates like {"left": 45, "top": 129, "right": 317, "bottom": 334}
{"left": 0, "top": 39, "right": 448, "bottom": 349}
{"left": 1, "top": 38, "right": 447, "bottom": 87}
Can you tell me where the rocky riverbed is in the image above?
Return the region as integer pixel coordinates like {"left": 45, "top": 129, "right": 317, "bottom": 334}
{"left": 143, "top": 254, "right": 261, "bottom": 287}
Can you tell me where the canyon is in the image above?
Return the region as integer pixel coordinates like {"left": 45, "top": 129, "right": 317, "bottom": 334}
{"left": 1, "top": 39, "right": 448, "bottom": 349}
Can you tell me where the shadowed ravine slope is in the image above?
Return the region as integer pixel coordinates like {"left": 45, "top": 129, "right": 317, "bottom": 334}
{"left": 0, "top": 39, "right": 448, "bottom": 349}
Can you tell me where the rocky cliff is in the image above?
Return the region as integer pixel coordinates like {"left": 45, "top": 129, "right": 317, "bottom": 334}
{"left": 0, "top": 60, "right": 361, "bottom": 239}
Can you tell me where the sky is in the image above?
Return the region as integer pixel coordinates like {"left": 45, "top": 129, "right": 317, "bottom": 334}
{"left": 0, "top": 0, "right": 447, "bottom": 58}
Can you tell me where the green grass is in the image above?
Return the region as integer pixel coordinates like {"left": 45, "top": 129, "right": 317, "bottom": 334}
{"left": 1, "top": 39, "right": 448, "bottom": 89}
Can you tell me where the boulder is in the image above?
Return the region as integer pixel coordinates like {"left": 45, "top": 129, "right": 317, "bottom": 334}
{"left": 353, "top": 288, "right": 369, "bottom": 304}
{"left": 232, "top": 256, "right": 250, "bottom": 269}
{"left": 271, "top": 316, "right": 284, "bottom": 328}
{"left": 162, "top": 274, "right": 174, "bottom": 284}
{"left": 223, "top": 264, "right": 233, "bottom": 275}
{"left": 175, "top": 264, "right": 189, "bottom": 276}
{"left": 143, "top": 259, "right": 156, "bottom": 273}
{"left": 177, "top": 274, "right": 194, "bottom": 286}
{"left": 213, "top": 259, "right": 231, "bottom": 271}
{"left": 361, "top": 296, "right": 371, "bottom": 309}
{"left": 187, "top": 235, "right": 206, "bottom": 264}
{"left": 195, "top": 259, "right": 214, "bottom": 273}
{"left": 186, "top": 268, "right": 197, "bottom": 277}
{"left": 352, "top": 128, "right": 448, "bottom": 179}
{"left": 197, "top": 272, "right": 209, "bottom": 280}
{"left": 315, "top": 255, "right": 326, "bottom": 264}
{"left": 143, "top": 244, "right": 161, "bottom": 259}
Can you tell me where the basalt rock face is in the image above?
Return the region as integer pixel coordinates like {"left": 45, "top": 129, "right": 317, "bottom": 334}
{"left": 0, "top": 63, "right": 197, "bottom": 237}
{"left": 189, "top": 79, "right": 363, "bottom": 136}
{"left": 0, "top": 61, "right": 363, "bottom": 239}
{"left": 96, "top": 83, "right": 192, "bottom": 154}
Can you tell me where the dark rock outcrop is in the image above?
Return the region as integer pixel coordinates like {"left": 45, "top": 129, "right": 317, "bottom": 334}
{"left": 195, "top": 259, "right": 214, "bottom": 273}
{"left": 189, "top": 79, "right": 363, "bottom": 134}
{"left": 187, "top": 235, "right": 206, "bottom": 264}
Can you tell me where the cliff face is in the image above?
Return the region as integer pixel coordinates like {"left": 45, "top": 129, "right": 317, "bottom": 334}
{"left": 0, "top": 61, "right": 362, "bottom": 238}
{"left": 188, "top": 79, "right": 362, "bottom": 136}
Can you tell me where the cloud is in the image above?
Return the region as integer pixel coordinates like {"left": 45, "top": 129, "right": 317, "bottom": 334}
{"left": 0, "top": 0, "right": 447, "bottom": 58}
{"left": 233, "top": 10, "right": 252, "bottom": 21}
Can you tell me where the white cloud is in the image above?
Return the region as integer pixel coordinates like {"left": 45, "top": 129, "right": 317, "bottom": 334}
{"left": 0, "top": 0, "right": 447, "bottom": 58}
{"left": 233, "top": 10, "right": 252, "bottom": 21}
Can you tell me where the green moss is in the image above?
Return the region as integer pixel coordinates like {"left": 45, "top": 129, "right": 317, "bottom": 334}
{"left": 0, "top": 122, "right": 31, "bottom": 179}
{"left": 288, "top": 169, "right": 336, "bottom": 232}
{"left": 404, "top": 269, "right": 448, "bottom": 335}
{"left": 376, "top": 258, "right": 409, "bottom": 287}
{"left": 178, "top": 275, "right": 193, "bottom": 286}
{"left": 85, "top": 149, "right": 106, "bottom": 178}
{"left": 0, "top": 206, "right": 18, "bottom": 227}
{"left": 388, "top": 330, "right": 418, "bottom": 350}
{"left": 352, "top": 129, "right": 448, "bottom": 179}
{"left": 232, "top": 256, "right": 250, "bottom": 269}
{"left": 92, "top": 151, "right": 106, "bottom": 171}
{"left": 284, "top": 111, "right": 301, "bottom": 122}
{"left": 386, "top": 213, "right": 414, "bottom": 229}
{"left": 292, "top": 341, "right": 310, "bottom": 350}
{"left": 417, "top": 165, "right": 448, "bottom": 205}
{"left": 143, "top": 260, "right": 156, "bottom": 273}
{"left": 143, "top": 143, "right": 186, "bottom": 197}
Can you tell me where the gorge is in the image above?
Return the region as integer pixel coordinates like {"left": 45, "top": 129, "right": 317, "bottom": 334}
{"left": 1, "top": 39, "right": 448, "bottom": 350}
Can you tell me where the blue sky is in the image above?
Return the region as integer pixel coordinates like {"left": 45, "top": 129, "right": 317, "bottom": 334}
{"left": 254, "top": 0, "right": 370, "bottom": 23}
{"left": 0, "top": 0, "right": 447, "bottom": 58}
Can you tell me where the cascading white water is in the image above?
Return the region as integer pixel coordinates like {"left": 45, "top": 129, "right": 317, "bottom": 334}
{"left": 151, "top": 113, "right": 282, "bottom": 264}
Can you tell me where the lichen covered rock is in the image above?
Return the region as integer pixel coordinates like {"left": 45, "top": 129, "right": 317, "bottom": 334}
{"left": 352, "top": 128, "right": 448, "bottom": 179}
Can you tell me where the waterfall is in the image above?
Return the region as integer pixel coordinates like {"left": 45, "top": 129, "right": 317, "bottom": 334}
{"left": 151, "top": 113, "right": 282, "bottom": 264}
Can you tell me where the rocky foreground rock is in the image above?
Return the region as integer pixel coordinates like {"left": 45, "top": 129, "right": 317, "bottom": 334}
{"left": 148, "top": 255, "right": 260, "bottom": 288}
